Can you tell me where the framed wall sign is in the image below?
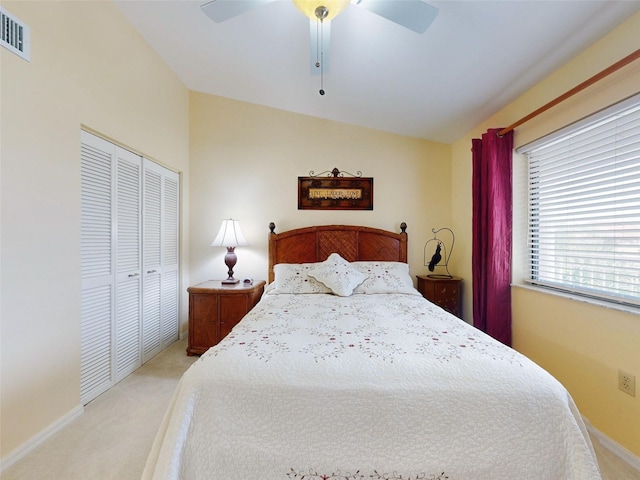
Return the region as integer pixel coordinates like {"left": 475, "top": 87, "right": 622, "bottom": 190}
{"left": 298, "top": 168, "right": 373, "bottom": 210}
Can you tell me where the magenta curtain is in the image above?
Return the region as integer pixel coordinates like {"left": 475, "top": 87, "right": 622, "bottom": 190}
{"left": 472, "top": 128, "right": 513, "bottom": 346}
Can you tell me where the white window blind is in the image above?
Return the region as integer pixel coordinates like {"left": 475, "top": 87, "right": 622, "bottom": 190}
{"left": 520, "top": 94, "right": 640, "bottom": 307}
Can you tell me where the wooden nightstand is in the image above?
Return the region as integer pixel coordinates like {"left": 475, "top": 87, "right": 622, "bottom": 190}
{"left": 187, "top": 280, "right": 266, "bottom": 355}
{"left": 416, "top": 275, "right": 462, "bottom": 318}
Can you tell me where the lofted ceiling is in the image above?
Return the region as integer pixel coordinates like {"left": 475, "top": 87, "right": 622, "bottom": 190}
{"left": 115, "top": 0, "right": 640, "bottom": 143}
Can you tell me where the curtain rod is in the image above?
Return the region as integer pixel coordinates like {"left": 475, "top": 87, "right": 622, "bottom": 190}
{"left": 498, "top": 47, "right": 640, "bottom": 137}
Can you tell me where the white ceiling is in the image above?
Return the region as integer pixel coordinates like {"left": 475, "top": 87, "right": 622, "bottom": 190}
{"left": 115, "top": 0, "right": 640, "bottom": 143}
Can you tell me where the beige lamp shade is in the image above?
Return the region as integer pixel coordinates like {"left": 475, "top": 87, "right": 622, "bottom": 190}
{"left": 292, "top": 0, "right": 350, "bottom": 21}
{"left": 210, "top": 219, "right": 249, "bottom": 248}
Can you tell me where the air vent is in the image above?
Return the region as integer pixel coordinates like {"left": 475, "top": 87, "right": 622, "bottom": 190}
{"left": 1, "top": 6, "right": 30, "bottom": 61}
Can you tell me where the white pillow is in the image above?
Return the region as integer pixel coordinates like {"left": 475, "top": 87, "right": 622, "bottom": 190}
{"left": 272, "top": 263, "right": 332, "bottom": 294}
{"left": 307, "top": 253, "right": 367, "bottom": 297}
{"left": 351, "top": 261, "right": 420, "bottom": 295}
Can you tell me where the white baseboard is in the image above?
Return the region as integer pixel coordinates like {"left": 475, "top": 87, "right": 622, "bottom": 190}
{"left": 0, "top": 405, "right": 84, "bottom": 474}
{"left": 584, "top": 417, "right": 640, "bottom": 472}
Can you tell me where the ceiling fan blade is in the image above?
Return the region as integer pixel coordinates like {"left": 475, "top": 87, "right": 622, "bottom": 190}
{"left": 355, "top": 0, "right": 438, "bottom": 34}
{"left": 201, "top": 0, "right": 275, "bottom": 23}
{"left": 308, "top": 19, "right": 332, "bottom": 75}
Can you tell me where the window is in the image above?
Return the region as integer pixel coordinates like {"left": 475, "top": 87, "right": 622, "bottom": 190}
{"left": 519, "top": 94, "right": 640, "bottom": 307}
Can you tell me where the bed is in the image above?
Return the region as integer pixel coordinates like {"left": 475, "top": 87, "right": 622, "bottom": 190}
{"left": 143, "top": 223, "right": 601, "bottom": 480}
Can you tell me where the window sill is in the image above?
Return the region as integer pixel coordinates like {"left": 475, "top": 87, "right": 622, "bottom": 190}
{"left": 512, "top": 283, "right": 640, "bottom": 316}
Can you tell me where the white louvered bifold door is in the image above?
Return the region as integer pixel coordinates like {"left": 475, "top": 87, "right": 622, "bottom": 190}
{"left": 80, "top": 131, "right": 115, "bottom": 405}
{"left": 161, "top": 170, "right": 180, "bottom": 346}
{"left": 81, "top": 132, "right": 180, "bottom": 404}
{"left": 142, "top": 160, "right": 163, "bottom": 362}
{"left": 114, "top": 147, "right": 143, "bottom": 381}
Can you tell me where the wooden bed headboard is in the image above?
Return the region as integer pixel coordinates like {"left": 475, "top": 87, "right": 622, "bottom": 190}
{"left": 268, "top": 223, "right": 407, "bottom": 283}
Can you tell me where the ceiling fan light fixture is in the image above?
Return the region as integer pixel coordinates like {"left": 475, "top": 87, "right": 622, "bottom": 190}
{"left": 292, "top": 0, "right": 350, "bottom": 21}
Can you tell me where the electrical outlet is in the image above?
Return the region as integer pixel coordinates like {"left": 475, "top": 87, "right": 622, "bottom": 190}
{"left": 618, "top": 370, "right": 636, "bottom": 397}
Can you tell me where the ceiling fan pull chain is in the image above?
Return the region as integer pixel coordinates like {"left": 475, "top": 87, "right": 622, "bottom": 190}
{"left": 312, "top": 5, "right": 328, "bottom": 96}
{"left": 319, "top": 17, "right": 325, "bottom": 95}
{"left": 315, "top": 19, "right": 321, "bottom": 69}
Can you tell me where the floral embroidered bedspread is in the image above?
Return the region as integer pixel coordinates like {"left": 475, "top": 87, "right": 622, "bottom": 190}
{"left": 143, "top": 291, "right": 601, "bottom": 480}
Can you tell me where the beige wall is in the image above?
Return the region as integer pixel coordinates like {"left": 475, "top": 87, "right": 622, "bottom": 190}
{"left": 450, "top": 11, "right": 640, "bottom": 456}
{"left": 0, "top": 0, "right": 190, "bottom": 460}
{"left": 189, "top": 92, "right": 452, "bottom": 287}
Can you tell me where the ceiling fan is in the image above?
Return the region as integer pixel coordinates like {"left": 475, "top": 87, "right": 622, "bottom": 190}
{"left": 201, "top": 0, "right": 439, "bottom": 94}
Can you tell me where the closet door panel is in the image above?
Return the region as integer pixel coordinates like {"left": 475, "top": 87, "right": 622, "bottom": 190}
{"left": 114, "top": 147, "right": 142, "bottom": 381}
{"left": 80, "top": 131, "right": 115, "bottom": 405}
{"left": 142, "top": 162, "right": 163, "bottom": 361}
{"left": 161, "top": 171, "right": 180, "bottom": 346}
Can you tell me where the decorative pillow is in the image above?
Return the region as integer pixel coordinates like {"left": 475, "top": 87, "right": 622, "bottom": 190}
{"left": 272, "top": 263, "right": 332, "bottom": 294}
{"left": 351, "top": 261, "right": 420, "bottom": 295}
{"left": 307, "top": 253, "right": 367, "bottom": 297}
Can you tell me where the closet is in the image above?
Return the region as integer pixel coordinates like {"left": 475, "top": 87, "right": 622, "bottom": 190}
{"left": 80, "top": 130, "right": 179, "bottom": 405}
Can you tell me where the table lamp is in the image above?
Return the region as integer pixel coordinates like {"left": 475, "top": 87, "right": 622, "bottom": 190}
{"left": 210, "top": 219, "right": 249, "bottom": 284}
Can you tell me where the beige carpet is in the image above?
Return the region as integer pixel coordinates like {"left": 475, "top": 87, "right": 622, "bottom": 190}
{"left": 1, "top": 339, "right": 197, "bottom": 480}
{"left": 2, "top": 338, "right": 639, "bottom": 479}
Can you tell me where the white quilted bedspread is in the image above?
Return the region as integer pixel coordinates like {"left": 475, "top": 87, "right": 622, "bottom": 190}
{"left": 143, "top": 291, "right": 601, "bottom": 480}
